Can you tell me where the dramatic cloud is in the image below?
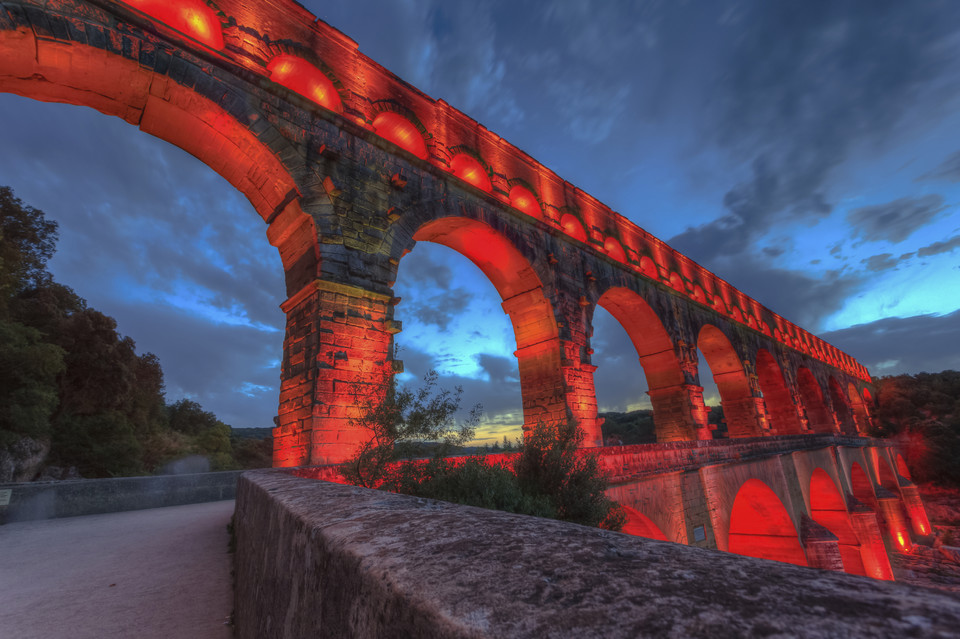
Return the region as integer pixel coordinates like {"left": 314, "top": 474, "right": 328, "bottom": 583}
{"left": 918, "top": 234, "right": 960, "bottom": 257}
{"left": 823, "top": 310, "right": 960, "bottom": 377}
{"left": 675, "top": 1, "right": 960, "bottom": 264}
{"left": 860, "top": 253, "right": 915, "bottom": 273}
{"left": 847, "top": 195, "right": 945, "bottom": 244}
{"left": 919, "top": 150, "right": 960, "bottom": 183}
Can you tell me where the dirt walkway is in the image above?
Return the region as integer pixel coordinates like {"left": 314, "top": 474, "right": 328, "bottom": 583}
{"left": 0, "top": 500, "right": 235, "bottom": 639}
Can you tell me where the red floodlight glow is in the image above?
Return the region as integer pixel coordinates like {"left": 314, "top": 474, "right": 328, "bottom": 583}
{"left": 509, "top": 184, "right": 541, "bottom": 217}
{"left": 450, "top": 153, "right": 491, "bottom": 192}
{"left": 126, "top": 0, "right": 224, "bottom": 50}
{"left": 372, "top": 111, "right": 428, "bottom": 159}
{"left": 267, "top": 55, "right": 342, "bottom": 113}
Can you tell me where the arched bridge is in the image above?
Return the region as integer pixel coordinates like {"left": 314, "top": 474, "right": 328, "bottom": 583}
{"left": 1, "top": 0, "right": 924, "bottom": 580}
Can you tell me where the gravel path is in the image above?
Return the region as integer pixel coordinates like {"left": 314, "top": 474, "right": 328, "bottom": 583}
{"left": 0, "top": 500, "right": 235, "bottom": 639}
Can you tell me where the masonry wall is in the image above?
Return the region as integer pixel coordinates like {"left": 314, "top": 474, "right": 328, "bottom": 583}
{"left": 234, "top": 469, "right": 960, "bottom": 639}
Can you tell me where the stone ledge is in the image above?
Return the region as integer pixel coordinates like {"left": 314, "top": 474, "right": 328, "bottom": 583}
{"left": 0, "top": 470, "right": 242, "bottom": 522}
{"left": 234, "top": 469, "right": 960, "bottom": 638}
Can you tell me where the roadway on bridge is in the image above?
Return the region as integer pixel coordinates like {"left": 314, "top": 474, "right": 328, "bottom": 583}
{"left": 0, "top": 500, "right": 235, "bottom": 639}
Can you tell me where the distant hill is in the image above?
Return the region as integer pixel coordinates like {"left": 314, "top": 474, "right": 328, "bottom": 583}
{"left": 231, "top": 427, "right": 273, "bottom": 441}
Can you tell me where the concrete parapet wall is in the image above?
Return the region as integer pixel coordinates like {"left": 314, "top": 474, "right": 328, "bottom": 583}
{"left": 234, "top": 468, "right": 960, "bottom": 638}
{"left": 0, "top": 471, "right": 241, "bottom": 522}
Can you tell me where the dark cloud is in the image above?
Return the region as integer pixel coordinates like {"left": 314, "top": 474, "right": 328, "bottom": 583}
{"left": 404, "top": 288, "right": 473, "bottom": 331}
{"left": 861, "top": 253, "right": 900, "bottom": 272}
{"left": 707, "top": 257, "right": 861, "bottom": 330}
{"left": 103, "top": 301, "right": 281, "bottom": 429}
{"left": 918, "top": 234, "right": 960, "bottom": 257}
{"left": 846, "top": 194, "right": 945, "bottom": 243}
{"left": 674, "top": 1, "right": 960, "bottom": 263}
{"left": 397, "top": 346, "right": 522, "bottom": 430}
{"left": 822, "top": 310, "right": 960, "bottom": 376}
{"left": 397, "top": 248, "right": 454, "bottom": 290}
{"left": 918, "top": 150, "right": 960, "bottom": 183}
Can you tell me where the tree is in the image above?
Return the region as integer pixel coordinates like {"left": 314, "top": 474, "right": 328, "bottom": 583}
{"left": 0, "top": 186, "right": 58, "bottom": 315}
{"left": 340, "top": 371, "right": 481, "bottom": 488}
{"left": 0, "top": 319, "right": 64, "bottom": 446}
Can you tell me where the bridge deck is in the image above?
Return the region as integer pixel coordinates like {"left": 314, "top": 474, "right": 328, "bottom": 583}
{"left": 0, "top": 500, "right": 234, "bottom": 639}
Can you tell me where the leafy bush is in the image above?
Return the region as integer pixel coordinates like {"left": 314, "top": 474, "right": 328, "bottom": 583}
{"left": 340, "top": 372, "right": 624, "bottom": 531}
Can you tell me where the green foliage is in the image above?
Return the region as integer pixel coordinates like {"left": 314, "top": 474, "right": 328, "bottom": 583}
{"left": 514, "top": 420, "right": 625, "bottom": 530}
{"left": 340, "top": 371, "right": 481, "bottom": 488}
{"left": 600, "top": 410, "right": 655, "bottom": 445}
{"left": 0, "top": 319, "right": 64, "bottom": 445}
{"left": 872, "top": 371, "right": 960, "bottom": 487}
{"left": 0, "top": 185, "right": 272, "bottom": 478}
{"left": 0, "top": 186, "right": 58, "bottom": 314}
{"left": 392, "top": 457, "right": 555, "bottom": 517}
{"left": 340, "top": 372, "right": 623, "bottom": 530}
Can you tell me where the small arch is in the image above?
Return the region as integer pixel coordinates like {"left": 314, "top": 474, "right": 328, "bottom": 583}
{"left": 850, "top": 462, "right": 879, "bottom": 513}
{"left": 267, "top": 54, "right": 342, "bottom": 113}
{"left": 698, "top": 325, "right": 760, "bottom": 438}
{"left": 450, "top": 153, "right": 492, "bottom": 192}
{"left": 876, "top": 456, "right": 901, "bottom": 493}
{"left": 755, "top": 350, "right": 804, "bottom": 435}
{"left": 508, "top": 184, "right": 542, "bottom": 218}
{"left": 796, "top": 367, "right": 833, "bottom": 433}
{"left": 810, "top": 468, "right": 867, "bottom": 577}
{"left": 621, "top": 506, "right": 668, "bottom": 541}
{"left": 560, "top": 213, "right": 588, "bottom": 243}
{"left": 603, "top": 237, "right": 626, "bottom": 263}
{"left": 847, "top": 383, "right": 870, "bottom": 433}
{"left": 372, "top": 110, "right": 428, "bottom": 159}
{"left": 829, "top": 377, "right": 857, "bottom": 435}
{"left": 729, "top": 479, "right": 807, "bottom": 566}
{"left": 896, "top": 454, "right": 911, "bottom": 480}
{"left": 639, "top": 255, "right": 659, "bottom": 280}
{"left": 127, "top": 0, "right": 224, "bottom": 50}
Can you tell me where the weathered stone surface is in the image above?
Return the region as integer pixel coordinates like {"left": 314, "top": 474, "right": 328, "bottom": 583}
{"left": 235, "top": 469, "right": 960, "bottom": 639}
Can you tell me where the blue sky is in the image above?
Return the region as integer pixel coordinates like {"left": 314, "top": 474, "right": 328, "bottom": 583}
{"left": 1, "top": 1, "right": 959, "bottom": 443}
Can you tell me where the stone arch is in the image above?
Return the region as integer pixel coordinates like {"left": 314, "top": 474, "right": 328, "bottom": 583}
{"left": 0, "top": 21, "right": 325, "bottom": 467}
{"left": 796, "top": 367, "right": 833, "bottom": 433}
{"left": 755, "top": 349, "right": 803, "bottom": 435}
{"left": 409, "top": 216, "right": 582, "bottom": 440}
{"left": 847, "top": 383, "right": 870, "bottom": 434}
{"left": 829, "top": 377, "right": 857, "bottom": 435}
{"left": 876, "top": 455, "right": 901, "bottom": 494}
{"left": 621, "top": 506, "right": 669, "bottom": 541}
{"left": 595, "top": 287, "right": 693, "bottom": 441}
{"left": 698, "top": 325, "right": 761, "bottom": 438}
{"left": 896, "top": 454, "right": 911, "bottom": 480}
{"left": 849, "top": 462, "right": 879, "bottom": 512}
{"left": 809, "top": 468, "right": 867, "bottom": 577}
{"left": 728, "top": 479, "right": 807, "bottom": 566}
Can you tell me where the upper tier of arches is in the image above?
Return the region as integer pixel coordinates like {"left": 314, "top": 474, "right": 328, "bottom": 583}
{"left": 78, "top": 0, "right": 869, "bottom": 382}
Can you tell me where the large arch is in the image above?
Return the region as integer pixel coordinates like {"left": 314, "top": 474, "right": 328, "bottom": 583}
{"left": 408, "top": 217, "right": 590, "bottom": 441}
{"left": 755, "top": 349, "right": 803, "bottom": 435}
{"left": 698, "top": 325, "right": 761, "bottom": 438}
{"left": 796, "top": 367, "right": 834, "bottom": 433}
{"left": 809, "top": 468, "right": 867, "bottom": 576}
{"left": 621, "top": 506, "right": 669, "bottom": 541}
{"left": 595, "top": 288, "right": 693, "bottom": 441}
{"left": 728, "top": 479, "right": 807, "bottom": 566}
{"left": 0, "top": 18, "right": 327, "bottom": 467}
{"left": 829, "top": 377, "right": 857, "bottom": 435}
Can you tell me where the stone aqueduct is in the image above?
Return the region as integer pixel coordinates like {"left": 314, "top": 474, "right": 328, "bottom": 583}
{"left": 0, "top": 0, "right": 930, "bottom": 579}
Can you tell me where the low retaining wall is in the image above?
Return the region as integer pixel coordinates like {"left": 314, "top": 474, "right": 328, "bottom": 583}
{"left": 234, "top": 469, "right": 960, "bottom": 638}
{"left": 0, "top": 470, "right": 242, "bottom": 522}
